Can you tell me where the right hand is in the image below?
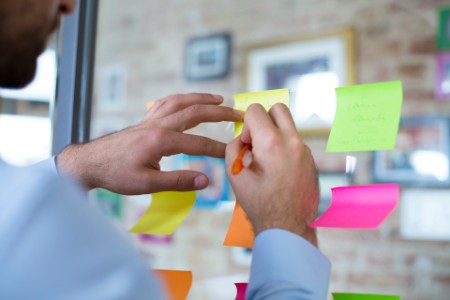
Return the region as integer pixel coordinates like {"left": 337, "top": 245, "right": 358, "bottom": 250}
{"left": 225, "top": 103, "right": 319, "bottom": 246}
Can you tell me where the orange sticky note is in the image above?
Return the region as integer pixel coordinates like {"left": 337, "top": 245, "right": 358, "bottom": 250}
{"left": 154, "top": 270, "right": 192, "bottom": 300}
{"left": 223, "top": 202, "right": 254, "bottom": 248}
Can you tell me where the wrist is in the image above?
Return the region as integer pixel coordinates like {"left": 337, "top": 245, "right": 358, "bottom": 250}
{"left": 254, "top": 223, "right": 317, "bottom": 247}
{"left": 56, "top": 144, "right": 96, "bottom": 190}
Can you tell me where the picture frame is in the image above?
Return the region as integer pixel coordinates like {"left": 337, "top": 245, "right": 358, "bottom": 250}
{"left": 181, "top": 155, "right": 232, "bottom": 208}
{"left": 372, "top": 117, "right": 450, "bottom": 187}
{"left": 435, "top": 52, "right": 450, "bottom": 99}
{"left": 158, "top": 154, "right": 232, "bottom": 208}
{"left": 245, "top": 27, "right": 356, "bottom": 134}
{"left": 184, "top": 33, "right": 231, "bottom": 81}
{"left": 438, "top": 6, "right": 450, "bottom": 50}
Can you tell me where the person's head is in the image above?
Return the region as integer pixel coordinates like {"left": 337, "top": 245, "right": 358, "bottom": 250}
{"left": 0, "top": 0, "right": 76, "bottom": 88}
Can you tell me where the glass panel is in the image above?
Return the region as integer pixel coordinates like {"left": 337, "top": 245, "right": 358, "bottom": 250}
{"left": 0, "top": 45, "right": 57, "bottom": 166}
{"left": 90, "top": 1, "right": 450, "bottom": 299}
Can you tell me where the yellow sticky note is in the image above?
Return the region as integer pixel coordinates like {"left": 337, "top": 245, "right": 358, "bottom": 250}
{"left": 130, "top": 191, "right": 196, "bottom": 235}
{"left": 326, "top": 81, "right": 403, "bottom": 152}
{"left": 234, "top": 88, "right": 290, "bottom": 137}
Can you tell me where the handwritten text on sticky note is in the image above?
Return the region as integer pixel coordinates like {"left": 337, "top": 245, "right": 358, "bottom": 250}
{"left": 130, "top": 191, "right": 196, "bottom": 235}
{"left": 309, "top": 184, "right": 399, "bottom": 229}
{"left": 327, "top": 81, "right": 403, "bottom": 152}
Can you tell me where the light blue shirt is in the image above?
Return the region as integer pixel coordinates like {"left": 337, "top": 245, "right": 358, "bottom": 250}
{"left": 0, "top": 159, "right": 330, "bottom": 299}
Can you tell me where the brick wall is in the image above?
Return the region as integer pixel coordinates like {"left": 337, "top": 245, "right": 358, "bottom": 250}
{"left": 92, "top": 0, "right": 450, "bottom": 299}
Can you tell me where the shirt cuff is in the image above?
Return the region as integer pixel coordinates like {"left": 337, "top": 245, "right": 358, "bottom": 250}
{"left": 248, "top": 228, "right": 331, "bottom": 299}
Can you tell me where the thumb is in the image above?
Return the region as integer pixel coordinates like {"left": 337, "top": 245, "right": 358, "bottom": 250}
{"left": 240, "top": 122, "right": 252, "bottom": 145}
{"left": 152, "top": 170, "right": 209, "bottom": 192}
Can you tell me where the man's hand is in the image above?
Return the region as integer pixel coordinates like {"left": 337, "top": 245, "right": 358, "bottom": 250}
{"left": 56, "top": 93, "right": 243, "bottom": 195}
{"left": 225, "top": 103, "right": 319, "bottom": 246}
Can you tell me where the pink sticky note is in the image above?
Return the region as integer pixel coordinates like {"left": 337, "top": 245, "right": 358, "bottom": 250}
{"left": 234, "top": 283, "right": 248, "bottom": 300}
{"left": 309, "top": 184, "right": 399, "bottom": 229}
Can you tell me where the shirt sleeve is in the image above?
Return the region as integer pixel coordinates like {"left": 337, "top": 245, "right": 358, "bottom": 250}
{"left": 33, "top": 156, "right": 59, "bottom": 175}
{"left": 0, "top": 161, "right": 166, "bottom": 300}
{"left": 247, "top": 229, "right": 331, "bottom": 300}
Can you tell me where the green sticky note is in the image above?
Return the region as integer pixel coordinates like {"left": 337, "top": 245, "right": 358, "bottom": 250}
{"left": 326, "top": 81, "right": 402, "bottom": 152}
{"left": 333, "top": 293, "right": 401, "bottom": 300}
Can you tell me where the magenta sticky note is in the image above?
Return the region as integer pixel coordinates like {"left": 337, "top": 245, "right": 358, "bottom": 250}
{"left": 309, "top": 184, "right": 399, "bottom": 229}
{"left": 234, "top": 283, "right": 248, "bottom": 300}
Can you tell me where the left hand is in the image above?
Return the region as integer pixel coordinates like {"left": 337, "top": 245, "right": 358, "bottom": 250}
{"left": 56, "top": 93, "right": 243, "bottom": 195}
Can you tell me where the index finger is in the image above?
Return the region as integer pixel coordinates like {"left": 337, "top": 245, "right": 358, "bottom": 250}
{"left": 159, "top": 104, "right": 243, "bottom": 132}
{"left": 145, "top": 93, "right": 224, "bottom": 120}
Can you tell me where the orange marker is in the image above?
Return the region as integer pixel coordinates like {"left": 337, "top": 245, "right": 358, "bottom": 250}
{"left": 232, "top": 144, "right": 252, "bottom": 175}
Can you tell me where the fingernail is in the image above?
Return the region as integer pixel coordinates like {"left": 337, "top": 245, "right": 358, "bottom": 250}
{"left": 212, "top": 94, "right": 223, "bottom": 101}
{"left": 194, "top": 175, "right": 208, "bottom": 189}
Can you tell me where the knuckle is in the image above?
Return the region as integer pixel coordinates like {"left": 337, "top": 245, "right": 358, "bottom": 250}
{"left": 247, "top": 103, "right": 264, "bottom": 113}
{"left": 175, "top": 174, "right": 189, "bottom": 189}
{"left": 150, "top": 128, "right": 170, "bottom": 142}
{"left": 186, "top": 104, "right": 203, "bottom": 116}
{"left": 152, "top": 99, "right": 165, "bottom": 110}
{"left": 288, "top": 135, "right": 303, "bottom": 149}
{"left": 171, "top": 93, "right": 184, "bottom": 101}
{"left": 271, "top": 102, "right": 287, "bottom": 112}
{"left": 166, "top": 94, "right": 185, "bottom": 110}
{"left": 154, "top": 94, "right": 185, "bottom": 109}
{"left": 264, "top": 131, "right": 280, "bottom": 146}
{"left": 202, "top": 138, "right": 214, "bottom": 153}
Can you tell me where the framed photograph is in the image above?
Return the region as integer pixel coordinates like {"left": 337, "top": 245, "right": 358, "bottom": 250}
{"left": 181, "top": 155, "right": 232, "bottom": 208}
{"left": 245, "top": 28, "right": 356, "bottom": 133}
{"left": 438, "top": 6, "right": 450, "bottom": 50}
{"left": 373, "top": 117, "right": 450, "bottom": 187}
{"left": 184, "top": 33, "right": 231, "bottom": 81}
{"left": 435, "top": 52, "right": 450, "bottom": 99}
